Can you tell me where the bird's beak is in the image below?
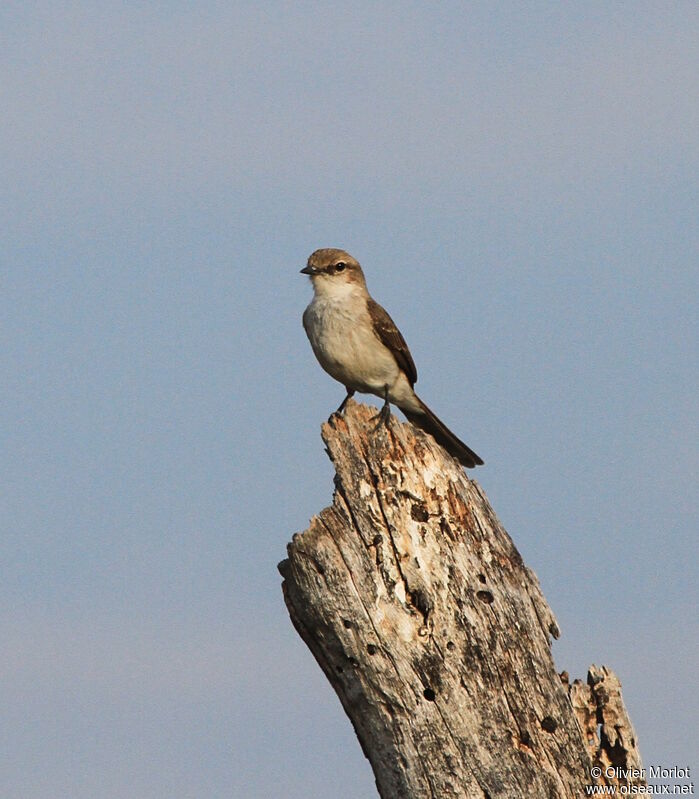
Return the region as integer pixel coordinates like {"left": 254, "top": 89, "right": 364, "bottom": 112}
{"left": 300, "top": 265, "right": 317, "bottom": 275}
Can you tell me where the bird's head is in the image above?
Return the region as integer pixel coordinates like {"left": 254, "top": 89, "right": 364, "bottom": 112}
{"left": 301, "top": 248, "right": 367, "bottom": 295}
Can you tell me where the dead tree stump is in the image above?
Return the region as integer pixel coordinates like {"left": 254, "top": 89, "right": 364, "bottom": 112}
{"left": 279, "top": 401, "right": 643, "bottom": 798}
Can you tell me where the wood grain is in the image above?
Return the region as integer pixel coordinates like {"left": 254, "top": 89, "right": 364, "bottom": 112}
{"left": 280, "top": 401, "right": 643, "bottom": 798}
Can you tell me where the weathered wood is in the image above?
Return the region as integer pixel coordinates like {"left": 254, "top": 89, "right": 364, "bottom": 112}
{"left": 568, "top": 665, "right": 645, "bottom": 791}
{"left": 280, "top": 401, "right": 642, "bottom": 798}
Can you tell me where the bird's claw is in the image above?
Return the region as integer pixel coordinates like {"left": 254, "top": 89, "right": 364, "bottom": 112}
{"left": 371, "top": 402, "right": 392, "bottom": 430}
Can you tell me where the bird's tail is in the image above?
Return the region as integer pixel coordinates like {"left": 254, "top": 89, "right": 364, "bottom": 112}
{"left": 401, "top": 396, "right": 484, "bottom": 469}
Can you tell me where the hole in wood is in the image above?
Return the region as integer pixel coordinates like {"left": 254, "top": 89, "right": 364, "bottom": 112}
{"left": 541, "top": 716, "right": 557, "bottom": 733}
{"left": 478, "top": 573, "right": 486, "bottom": 583}
{"left": 476, "top": 590, "right": 494, "bottom": 604}
{"left": 423, "top": 688, "right": 436, "bottom": 702}
{"left": 343, "top": 619, "right": 352, "bottom": 629}
{"left": 446, "top": 641, "right": 455, "bottom": 651}
{"left": 366, "top": 644, "right": 377, "bottom": 655}
{"left": 409, "top": 588, "right": 431, "bottom": 621}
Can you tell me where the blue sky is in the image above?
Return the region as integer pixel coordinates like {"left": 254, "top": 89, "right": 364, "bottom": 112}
{"left": 2, "top": 3, "right": 697, "bottom": 797}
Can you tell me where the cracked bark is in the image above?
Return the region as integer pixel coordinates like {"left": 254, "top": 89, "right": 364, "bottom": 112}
{"left": 279, "top": 401, "right": 643, "bottom": 798}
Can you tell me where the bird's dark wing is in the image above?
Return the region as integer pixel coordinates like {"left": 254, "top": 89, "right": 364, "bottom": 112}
{"left": 367, "top": 298, "right": 418, "bottom": 387}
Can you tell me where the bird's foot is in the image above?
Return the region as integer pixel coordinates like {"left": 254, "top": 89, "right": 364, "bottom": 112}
{"left": 330, "top": 390, "right": 355, "bottom": 422}
{"left": 371, "top": 401, "right": 392, "bottom": 430}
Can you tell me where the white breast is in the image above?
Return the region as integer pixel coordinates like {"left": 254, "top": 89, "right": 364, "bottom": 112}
{"left": 303, "top": 291, "right": 400, "bottom": 395}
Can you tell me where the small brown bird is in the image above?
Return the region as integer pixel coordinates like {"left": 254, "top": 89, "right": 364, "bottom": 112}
{"left": 301, "top": 248, "right": 483, "bottom": 468}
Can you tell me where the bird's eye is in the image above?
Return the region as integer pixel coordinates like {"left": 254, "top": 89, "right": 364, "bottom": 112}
{"left": 335, "top": 262, "right": 346, "bottom": 271}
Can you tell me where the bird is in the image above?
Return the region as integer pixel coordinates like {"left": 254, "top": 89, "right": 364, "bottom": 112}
{"left": 300, "top": 248, "right": 483, "bottom": 468}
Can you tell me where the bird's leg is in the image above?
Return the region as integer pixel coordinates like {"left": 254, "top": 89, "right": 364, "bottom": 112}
{"left": 372, "top": 385, "right": 392, "bottom": 429}
{"left": 334, "top": 388, "right": 355, "bottom": 415}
